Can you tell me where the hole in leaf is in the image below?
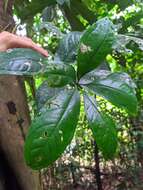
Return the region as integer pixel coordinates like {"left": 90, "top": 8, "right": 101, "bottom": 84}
{"left": 36, "top": 156, "right": 42, "bottom": 162}
{"left": 43, "top": 131, "right": 48, "bottom": 138}
{"left": 39, "top": 131, "right": 48, "bottom": 139}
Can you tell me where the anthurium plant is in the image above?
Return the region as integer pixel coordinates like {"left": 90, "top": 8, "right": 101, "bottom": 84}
{"left": 0, "top": 17, "right": 137, "bottom": 170}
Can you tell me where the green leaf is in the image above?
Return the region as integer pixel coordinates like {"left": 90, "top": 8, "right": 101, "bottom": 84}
{"left": 0, "top": 48, "right": 76, "bottom": 87}
{"left": 14, "top": 0, "right": 57, "bottom": 21}
{"left": 0, "top": 48, "right": 45, "bottom": 75}
{"left": 82, "top": 72, "right": 138, "bottom": 115}
{"left": 39, "top": 22, "right": 63, "bottom": 37}
{"left": 77, "top": 17, "right": 116, "bottom": 78}
{"left": 24, "top": 88, "right": 80, "bottom": 170}
{"left": 84, "top": 93, "right": 117, "bottom": 159}
{"left": 114, "top": 34, "right": 143, "bottom": 53}
{"left": 42, "top": 5, "right": 56, "bottom": 22}
{"left": 44, "top": 62, "right": 76, "bottom": 87}
{"left": 79, "top": 69, "right": 111, "bottom": 85}
{"left": 120, "top": 8, "right": 143, "bottom": 33}
{"left": 55, "top": 32, "right": 82, "bottom": 63}
{"left": 36, "top": 81, "right": 63, "bottom": 111}
{"left": 105, "top": 0, "right": 133, "bottom": 10}
{"left": 56, "top": 0, "right": 70, "bottom": 6}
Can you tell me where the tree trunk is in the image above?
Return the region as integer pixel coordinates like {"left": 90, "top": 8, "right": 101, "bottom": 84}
{"left": 0, "top": 1, "right": 41, "bottom": 190}
{"left": 130, "top": 115, "right": 143, "bottom": 167}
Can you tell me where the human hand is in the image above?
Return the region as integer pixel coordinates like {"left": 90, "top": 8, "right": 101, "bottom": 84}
{"left": 0, "top": 31, "right": 48, "bottom": 57}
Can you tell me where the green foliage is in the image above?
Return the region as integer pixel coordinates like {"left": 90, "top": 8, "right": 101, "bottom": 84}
{"left": 0, "top": 16, "right": 138, "bottom": 170}
{"left": 0, "top": 48, "right": 44, "bottom": 75}
{"left": 55, "top": 32, "right": 82, "bottom": 63}
{"left": 77, "top": 17, "right": 116, "bottom": 78}
{"left": 84, "top": 93, "right": 117, "bottom": 159}
{"left": 0, "top": 49, "right": 76, "bottom": 87}
{"left": 24, "top": 88, "right": 80, "bottom": 169}
{"left": 36, "top": 81, "right": 63, "bottom": 111}
{"left": 42, "top": 5, "right": 57, "bottom": 22}
{"left": 43, "top": 62, "right": 76, "bottom": 87}
{"left": 39, "top": 22, "right": 63, "bottom": 37}
{"left": 56, "top": 0, "right": 70, "bottom": 6}
{"left": 82, "top": 72, "right": 138, "bottom": 115}
{"left": 115, "top": 34, "right": 143, "bottom": 53}
{"left": 14, "top": 0, "right": 57, "bottom": 21}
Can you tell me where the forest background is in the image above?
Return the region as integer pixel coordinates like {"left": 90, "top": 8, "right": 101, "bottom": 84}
{"left": 0, "top": 0, "right": 143, "bottom": 190}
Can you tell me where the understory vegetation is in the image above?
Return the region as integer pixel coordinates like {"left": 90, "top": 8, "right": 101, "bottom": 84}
{"left": 1, "top": 0, "right": 143, "bottom": 189}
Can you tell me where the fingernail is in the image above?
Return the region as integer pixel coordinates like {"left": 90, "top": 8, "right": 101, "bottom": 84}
{"left": 44, "top": 51, "right": 48, "bottom": 57}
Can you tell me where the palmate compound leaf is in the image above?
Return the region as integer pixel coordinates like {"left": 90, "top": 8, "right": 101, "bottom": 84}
{"left": 81, "top": 72, "right": 138, "bottom": 115}
{"left": 83, "top": 93, "right": 118, "bottom": 159}
{"left": 24, "top": 88, "right": 80, "bottom": 170}
{"left": 77, "top": 17, "right": 116, "bottom": 78}
{"left": 0, "top": 48, "right": 76, "bottom": 87}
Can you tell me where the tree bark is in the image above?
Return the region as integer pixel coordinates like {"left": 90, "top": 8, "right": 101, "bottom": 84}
{"left": 0, "top": 1, "right": 41, "bottom": 189}
{"left": 130, "top": 115, "right": 143, "bottom": 167}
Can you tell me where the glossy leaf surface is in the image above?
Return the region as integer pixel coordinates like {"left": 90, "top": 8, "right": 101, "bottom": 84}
{"left": 83, "top": 72, "right": 137, "bottom": 115}
{"left": 79, "top": 69, "right": 111, "bottom": 85}
{"left": 0, "top": 48, "right": 44, "bottom": 75}
{"left": 114, "top": 34, "right": 143, "bottom": 53}
{"left": 36, "top": 81, "right": 63, "bottom": 111}
{"left": 77, "top": 17, "right": 116, "bottom": 78}
{"left": 0, "top": 47, "right": 76, "bottom": 87}
{"left": 24, "top": 88, "right": 80, "bottom": 170}
{"left": 55, "top": 32, "right": 82, "bottom": 63}
{"left": 42, "top": 5, "right": 56, "bottom": 22}
{"left": 84, "top": 93, "right": 117, "bottom": 159}
{"left": 44, "top": 62, "right": 76, "bottom": 87}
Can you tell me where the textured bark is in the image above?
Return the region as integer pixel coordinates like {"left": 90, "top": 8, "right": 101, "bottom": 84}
{"left": 0, "top": 0, "right": 15, "bottom": 32}
{"left": 130, "top": 116, "right": 143, "bottom": 167}
{"left": 0, "top": 1, "right": 41, "bottom": 190}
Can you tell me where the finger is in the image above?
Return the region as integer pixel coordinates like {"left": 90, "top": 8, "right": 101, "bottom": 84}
{"left": 29, "top": 42, "right": 48, "bottom": 57}
{"left": 10, "top": 36, "right": 48, "bottom": 57}
{"left": 22, "top": 37, "right": 33, "bottom": 42}
{"left": 32, "top": 46, "right": 48, "bottom": 57}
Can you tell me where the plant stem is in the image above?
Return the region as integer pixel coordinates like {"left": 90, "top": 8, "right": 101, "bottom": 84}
{"left": 93, "top": 141, "right": 103, "bottom": 190}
